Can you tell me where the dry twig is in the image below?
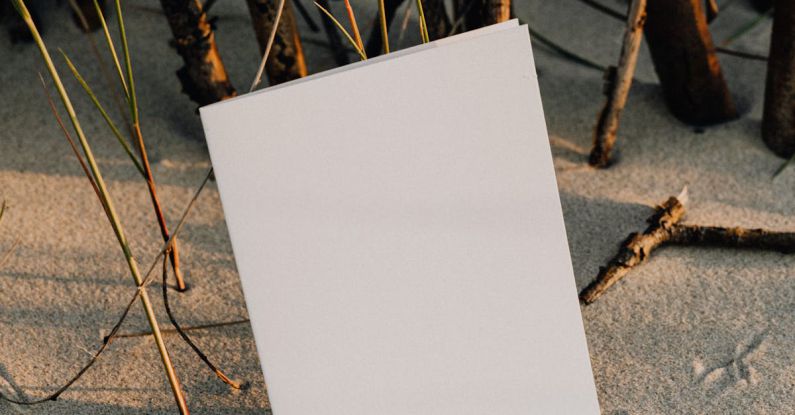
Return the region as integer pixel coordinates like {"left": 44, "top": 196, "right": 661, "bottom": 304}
{"left": 580, "top": 189, "right": 795, "bottom": 304}
{"left": 588, "top": 0, "right": 647, "bottom": 168}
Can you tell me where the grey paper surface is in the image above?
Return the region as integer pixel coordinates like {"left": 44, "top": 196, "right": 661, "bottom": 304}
{"left": 201, "top": 23, "right": 600, "bottom": 415}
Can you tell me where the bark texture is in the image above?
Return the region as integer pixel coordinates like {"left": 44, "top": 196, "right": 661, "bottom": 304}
{"left": 644, "top": 0, "right": 737, "bottom": 125}
{"left": 579, "top": 195, "right": 685, "bottom": 304}
{"left": 762, "top": 0, "right": 795, "bottom": 157}
{"left": 160, "top": 0, "right": 236, "bottom": 106}
{"left": 464, "top": 0, "right": 510, "bottom": 30}
{"left": 589, "top": 0, "right": 647, "bottom": 168}
{"left": 247, "top": 0, "right": 307, "bottom": 85}
{"left": 579, "top": 191, "right": 795, "bottom": 305}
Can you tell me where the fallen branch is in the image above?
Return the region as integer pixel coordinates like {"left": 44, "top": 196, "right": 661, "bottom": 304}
{"left": 580, "top": 189, "right": 795, "bottom": 304}
{"left": 589, "top": 0, "right": 647, "bottom": 168}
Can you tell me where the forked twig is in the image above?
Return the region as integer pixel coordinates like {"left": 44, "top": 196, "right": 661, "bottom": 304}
{"left": 580, "top": 188, "right": 795, "bottom": 304}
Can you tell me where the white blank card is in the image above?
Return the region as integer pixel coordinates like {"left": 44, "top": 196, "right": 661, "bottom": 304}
{"left": 200, "top": 22, "right": 600, "bottom": 415}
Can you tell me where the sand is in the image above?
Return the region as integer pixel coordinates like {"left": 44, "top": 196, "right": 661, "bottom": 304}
{"left": 0, "top": 0, "right": 792, "bottom": 414}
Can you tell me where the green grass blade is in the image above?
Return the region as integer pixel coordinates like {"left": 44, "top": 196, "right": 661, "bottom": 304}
{"left": 60, "top": 50, "right": 145, "bottom": 176}
{"left": 114, "top": 0, "right": 138, "bottom": 123}
{"left": 314, "top": 2, "right": 367, "bottom": 60}
{"left": 94, "top": 0, "right": 129, "bottom": 98}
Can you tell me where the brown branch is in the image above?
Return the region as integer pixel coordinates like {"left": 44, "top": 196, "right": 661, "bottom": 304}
{"left": 580, "top": 190, "right": 795, "bottom": 304}
{"left": 159, "top": 0, "right": 236, "bottom": 106}
{"left": 762, "top": 0, "right": 795, "bottom": 157}
{"left": 246, "top": 0, "right": 308, "bottom": 86}
{"left": 644, "top": 0, "right": 737, "bottom": 125}
{"left": 579, "top": 191, "right": 686, "bottom": 304}
{"left": 589, "top": 0, "right": 647, "bottom": 168}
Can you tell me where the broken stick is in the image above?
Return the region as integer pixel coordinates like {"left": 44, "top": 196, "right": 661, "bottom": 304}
{"left": 579, "top": 189, "right": 795, "bottom": 304}
{"left": 588, "top": 0, "right": 646, "bottom": 168}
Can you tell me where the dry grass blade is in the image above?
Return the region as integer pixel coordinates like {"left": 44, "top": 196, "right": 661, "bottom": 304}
{"left": 38, "top": 73, "right": 105, "bottom": 209}
{"left": 92, "top": 0, "right": 129, "bottom": 98}
{"left": 250, "top": 0, "right": 287, "bottom": 91}
{"left": 114, "top": 0, "right": 138, "bottom": 122}
{"left": 60, "top": 51, "right": 145, "bottom": 176}
{"left": 68, "top": 0, "right": 134, "bottom": 139}
{"left": 378, "top": 0, "right": 390, "bottom": 53}
{"left": 0, "top": 168, "right": 213, "bottom": 406}
{"left": 415, "top": 0, "right": 429, "bottom": 43}
{"left": 342, "top": 0, "right": 364, "bottom": 52}
{"left": 110, "top": 0, "right": 187, "bottom": 292}
{"left": 10, "top": 1, "right": 189, "bottom": 412}
{"left": 162, "top": 256, "right": 243, "bottom": 389}
{"left": 314, "top": 2, "right": 367, "bottom": 61}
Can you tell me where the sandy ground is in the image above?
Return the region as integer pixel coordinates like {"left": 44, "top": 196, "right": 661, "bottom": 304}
{"left": 0, "top": 0, "right": 792, "bottom": 414}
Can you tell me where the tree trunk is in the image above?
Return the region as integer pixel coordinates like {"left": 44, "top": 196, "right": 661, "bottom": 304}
{"left": 365, "top": 0, "right": 406, "bottom": 58}
{"left": 422, "top": 0, "right": 451, "bottom": 41}
{"left": 464, "top": 0, "right": 510, "bottom": 30}
{"left": 160, "top": 0, "right": 236, "bottom": 106}
{"left": 643, "top": 0, "right": 737, "bottom": 125}
{"left": 247, "top": 0, "right": 308, "bottom": 86}
{"left": 762, "top": 0, "right": 795, "bottom": 157}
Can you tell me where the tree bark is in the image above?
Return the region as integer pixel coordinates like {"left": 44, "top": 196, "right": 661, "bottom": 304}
{"left": 464, "top": 0, "right": 510, "bottom": 30}
{"left": 589, "top": 0, "right": 647, "bottom": 168}
{"left": 365, "top": 0, "right": 406, "bottom": 58}
{"left": 160, "top": 0, "right": 236, "bottom": 106}
{"left": 644, "top": 0, "right": 737, "bottom": 125}
{"left": 762, "top": 0, "right": 795, "bottom": 157}
{"left": 422, "top": 0, "right": 451, "bottom": 41}
{"left": 247, "top": 0, "right": 308, "bottom": 86}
